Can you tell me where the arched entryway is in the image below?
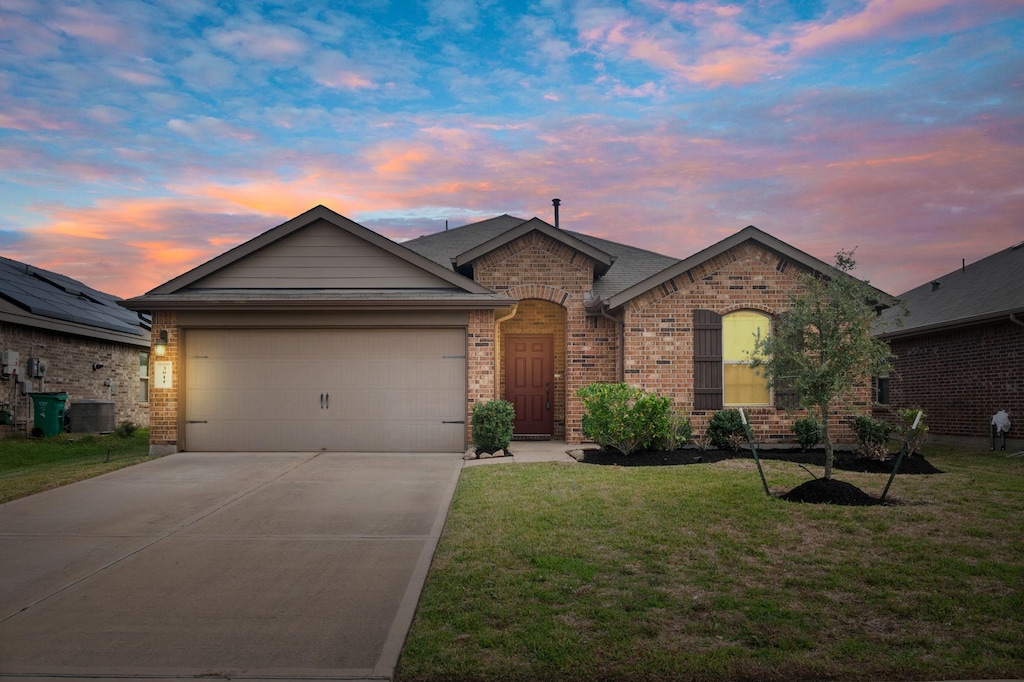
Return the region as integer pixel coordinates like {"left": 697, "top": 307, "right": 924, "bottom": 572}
{"left": 497, "top": 299, "right": 567, "bottom": 440}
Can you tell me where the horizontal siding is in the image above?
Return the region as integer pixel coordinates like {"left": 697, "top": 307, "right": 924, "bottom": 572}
{"left": 194, "top": 220, "right": 453, "bottom": 289}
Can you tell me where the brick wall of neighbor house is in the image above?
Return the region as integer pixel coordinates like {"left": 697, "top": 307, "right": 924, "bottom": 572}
{"left": 623, "top": 242, "right": 866, "bottom": 444}
{"left": 147, "top": 311, "right": 179, "bottom": 452}
{"left": 886, "top": 319, "right": 1024, "bottom": 439}
{"left": 0, "top": 322, "right": 148, "bottom": 438}
{"left": 472, "top": 232, "right": 617, "bottom": 443}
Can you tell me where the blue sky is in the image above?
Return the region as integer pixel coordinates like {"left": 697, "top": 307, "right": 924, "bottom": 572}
{"left": 1, "top": 0, "right": 1022, "bottom": 298}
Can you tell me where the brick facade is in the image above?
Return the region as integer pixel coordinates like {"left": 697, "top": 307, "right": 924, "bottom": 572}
{"left": 621, "top": 243, "right": 861, "bottom": 443}
{"left": 471, "top": 231, "right": 618, "bottom": 443}
{"left": 147, "top": 311, "right": 179, "bottom": 453}
{"left": 885, "top": 319, "right": 1024, "bottom": 440}
{"left": 0, "top": 321, "right": 149, "bottom": 438}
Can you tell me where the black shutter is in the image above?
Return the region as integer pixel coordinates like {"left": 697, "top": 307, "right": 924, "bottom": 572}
{"left": 693, "top": 309, "right": 722, "bottom": 410}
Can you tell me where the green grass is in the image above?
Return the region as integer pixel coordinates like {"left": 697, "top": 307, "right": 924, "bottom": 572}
{"left": 398, "top": 444, "right": 1024, "bottom": 682}
{"left": 0, "top": 428, "right": 151, "bottom": 503}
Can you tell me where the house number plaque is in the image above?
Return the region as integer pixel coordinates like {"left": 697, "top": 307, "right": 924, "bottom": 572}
{"left": 154, "top": 361, "right": 173, "bottom": 389}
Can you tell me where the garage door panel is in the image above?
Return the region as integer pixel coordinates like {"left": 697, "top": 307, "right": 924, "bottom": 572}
{"left": 185, "top": 329, "right": 466, "bottom": 452}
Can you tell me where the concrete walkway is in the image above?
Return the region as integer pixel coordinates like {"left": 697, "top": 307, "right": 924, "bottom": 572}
{"left": 0, "top": 451, "right": 463, "bottom": 682}
{"left": 463, "top": 439, "right": 579, "bottom": 466}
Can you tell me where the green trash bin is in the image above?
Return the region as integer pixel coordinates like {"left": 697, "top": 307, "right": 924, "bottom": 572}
{"left": 30, "top": 392, "right": 68, "bottom": 437}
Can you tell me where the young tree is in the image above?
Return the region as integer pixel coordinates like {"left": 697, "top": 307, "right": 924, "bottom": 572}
{"left": 751, "top": 250, "right": 894, "bottom": 480}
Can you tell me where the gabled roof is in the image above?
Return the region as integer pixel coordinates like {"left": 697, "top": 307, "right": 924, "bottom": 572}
{"left": 123, "top": 205, "right": 512, "bottom": 311}
{"left": 146, "top": 205, "right": 493, "bottom": 295}
{"left": 404, "top": 215, "right": 677, "bottom": 296}
{"left": 603, "top": 225, "right": 895, "bottom": 310}
{"left": 876, "top": 240, "right": 1024, "bottom": 339}
{"left": 451, "top": 217, "right": 615, "bottom": 276}
{"left": 0, "top": 256, "right": 149, "bottom": 345}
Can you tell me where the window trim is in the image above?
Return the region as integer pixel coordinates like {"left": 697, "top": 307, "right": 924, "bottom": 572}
{"left": 722, "top": 310, "right": 772, "bottom": 407}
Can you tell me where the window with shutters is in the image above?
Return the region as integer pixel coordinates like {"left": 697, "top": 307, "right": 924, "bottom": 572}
{"left": 723, "top": 310, "right": 771, "bottom": 406}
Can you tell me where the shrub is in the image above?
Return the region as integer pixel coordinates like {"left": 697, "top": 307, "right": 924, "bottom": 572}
{"left": 115, "top": 420, "right": 138, "bottom": 437}
{"left": 657, "top": 411, "right": 693, "bottom": 451}
{"left": 897, "top": 407, "right": 929, "bottom": 456}
{"left": 471, "top": 400, "right": 515, "bottom": 452}
{"left": 576, "top": 383, "right": 672, "bottom": 455}
{"left": 793, "top": 416, "right": 822, "bottom": 452}
{"left": 706, "top": 409, "right": 746, "bottom": 450}
{"left": 852, "top": 415, "right": 891, "bottom": 460}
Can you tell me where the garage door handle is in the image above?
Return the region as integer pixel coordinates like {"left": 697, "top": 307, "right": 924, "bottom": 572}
{"left": 187, "top": 420, "right": 207, "bottom": 424}
{"left": 320, "top": 393, "right": 324, "bottom": 409}
{"left": 325, "top": 392, "right": 329, "bottom": 409}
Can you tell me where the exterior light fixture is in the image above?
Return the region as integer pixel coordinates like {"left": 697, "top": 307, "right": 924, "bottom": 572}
{"left": 154, "top": 330, "right": 168, "bottom": 357}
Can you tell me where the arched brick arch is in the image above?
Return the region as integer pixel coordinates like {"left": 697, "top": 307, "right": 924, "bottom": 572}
{"left": 503, "top": 284, "right": 572, "bottom": 308}
{"left": 720, "top": 303, "right": 778, "bottom": 317}
{"left": 496, "top": 297, "right": 568, "bottom": 439}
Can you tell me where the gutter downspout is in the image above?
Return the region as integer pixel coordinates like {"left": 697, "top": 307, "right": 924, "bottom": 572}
{"left": 493, "top": 304, "right": 519, "bottom": 399}
{"left": 598, "top": 303, "right": 625, "bottom": 382}
{"left": 1010, "top": 313, "right": 1024, "bottom": 328}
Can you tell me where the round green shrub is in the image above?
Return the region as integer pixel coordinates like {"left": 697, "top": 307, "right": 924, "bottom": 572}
{"left": 471, "top": 400, "right": 515, "bottom": 452}
{"left": 706, "top": 409, "right": 746, "bottom": 450}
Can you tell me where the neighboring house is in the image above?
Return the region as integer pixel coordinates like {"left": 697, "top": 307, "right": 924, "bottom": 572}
{"left": 875, "top": 241, "right": 1024, "bottom": 447}
{"left": 123, "top": 204, "right": 890, "bottom": 455}
{"left": 0, "top": 257, "right": 151, "bottom": 437}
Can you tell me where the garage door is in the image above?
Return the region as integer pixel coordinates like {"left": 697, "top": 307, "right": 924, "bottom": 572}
{"left": 184, "top": 328, "right": 466, "bottom": 452}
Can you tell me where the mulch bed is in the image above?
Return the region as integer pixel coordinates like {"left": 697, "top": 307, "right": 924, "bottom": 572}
{"left": 574, "top": 446, "right": 942, "bottom": 506}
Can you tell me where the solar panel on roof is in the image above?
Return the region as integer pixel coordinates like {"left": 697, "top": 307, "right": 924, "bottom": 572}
{"left": 0, "top": 257, "right": 147, "bottom": 337}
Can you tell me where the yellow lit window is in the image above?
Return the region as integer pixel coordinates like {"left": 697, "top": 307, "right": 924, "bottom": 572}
{"left": 723, "top": 311, "right": 770, "bottom": 406}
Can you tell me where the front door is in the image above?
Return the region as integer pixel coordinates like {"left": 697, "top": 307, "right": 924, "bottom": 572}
{"left": 505, "top": 335, "right": 554, "bottom": 437}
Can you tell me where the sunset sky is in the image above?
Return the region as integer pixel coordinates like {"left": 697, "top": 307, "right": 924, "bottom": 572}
{"left": 2, "top": 0, "right": 1022, "bottom": 299}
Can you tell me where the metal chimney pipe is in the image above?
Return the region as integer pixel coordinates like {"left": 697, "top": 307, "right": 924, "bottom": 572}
{"left": 552, "top": 198, "right": 561, "bottom": 228}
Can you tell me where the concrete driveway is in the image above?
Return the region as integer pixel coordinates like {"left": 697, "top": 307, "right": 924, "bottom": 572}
{"left": 0, "top": 451, "right": 463, "bottom": 681}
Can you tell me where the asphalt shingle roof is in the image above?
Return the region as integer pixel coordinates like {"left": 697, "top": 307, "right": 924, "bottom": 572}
{"left": 403, "top": 215, "right": 680, "bottom": 301}
{"left": 877, "top": 241, "right": 1024, "bottom": 338}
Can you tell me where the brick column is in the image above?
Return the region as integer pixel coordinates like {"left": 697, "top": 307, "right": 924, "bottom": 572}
{"left": 148, "top": 311, "right": 179, "bottom": 456}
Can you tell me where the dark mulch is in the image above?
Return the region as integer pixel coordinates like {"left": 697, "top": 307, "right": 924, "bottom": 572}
{"left": 781, "top": 478, "right": 882, "bottom": 506}
{"left": 575, "top": 447, "right": 942, "bottom": 475}
{"left": 574, "top": 446, "right": 941, "bottom": 505}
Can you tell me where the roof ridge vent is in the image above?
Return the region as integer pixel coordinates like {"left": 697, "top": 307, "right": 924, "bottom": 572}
{"left": 931, "top": 281, "right": 941, "bottom": 292}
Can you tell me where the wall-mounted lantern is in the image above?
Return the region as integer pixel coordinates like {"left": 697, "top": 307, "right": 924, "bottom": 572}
{"left": 154, "top": 330, "right": 169, "bottom": 357}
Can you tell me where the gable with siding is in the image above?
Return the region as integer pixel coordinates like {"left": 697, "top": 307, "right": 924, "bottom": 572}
{"left": 193, "top": 219, "right": 456, "bottom": 290}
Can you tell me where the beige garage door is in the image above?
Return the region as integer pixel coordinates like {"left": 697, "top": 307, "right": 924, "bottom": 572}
{"left": 184, "top": 328, "right": 466, "bottom": 452}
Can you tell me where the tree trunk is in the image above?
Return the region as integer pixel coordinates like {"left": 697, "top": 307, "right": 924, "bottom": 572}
{"left": 820, "top": 402, "right": 834, "bottom": 480}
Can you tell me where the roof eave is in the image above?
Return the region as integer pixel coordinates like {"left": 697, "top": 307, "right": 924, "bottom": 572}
{"left": 876, "top": 308, "right": 1024, "bottom": 340}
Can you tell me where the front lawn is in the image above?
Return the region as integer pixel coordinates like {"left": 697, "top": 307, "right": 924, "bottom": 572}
{"left": 398, "top": 445, "right": 1024, "bottom": 681}
{"left": 0, "top": 428, "right": 151, "bottom": 504}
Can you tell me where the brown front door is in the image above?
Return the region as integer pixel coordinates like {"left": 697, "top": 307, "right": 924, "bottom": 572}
{"left": 505, "top": 335, "right": 554, "bottom": 437}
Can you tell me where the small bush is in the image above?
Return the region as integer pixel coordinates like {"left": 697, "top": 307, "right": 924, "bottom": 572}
{"left": 852, "top": 415, "right": 891, "bottom": 460}
{"left": 471, "top": 400, "right": 515, "bottom": 452}
{"left": 793, "top": 416, "right": 822, "bottom": 452}
{"left": 576, "top": 383, "right": 671, "bottom": 455}
{"left": 115, "top": 420, "right": 139, "bottom": 437}
{"left": 706, "top": 409, "right": 746, "bottom": 450}
{"left": 897, "top": 407, "right": 929, "bottom": 456}
{"left": 658, "top": 411, "right": 693, "bottom": 451}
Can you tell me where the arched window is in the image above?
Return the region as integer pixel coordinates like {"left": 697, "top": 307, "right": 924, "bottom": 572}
{"left": 722, "top": 310, "right": 770, "bottom": 406}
